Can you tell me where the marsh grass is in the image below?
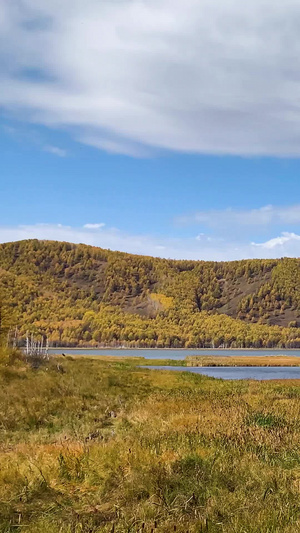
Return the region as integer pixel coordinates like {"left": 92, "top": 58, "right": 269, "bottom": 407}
{"left": 1, "top": 353, "right": 300, "bottom": 531}
{"left": 186, "top": 355, "right": 300, "bottom": 367}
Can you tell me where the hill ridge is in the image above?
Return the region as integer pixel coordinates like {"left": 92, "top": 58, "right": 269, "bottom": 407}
{"left": 0, "top": 239, "right": 299, "bottom": 347}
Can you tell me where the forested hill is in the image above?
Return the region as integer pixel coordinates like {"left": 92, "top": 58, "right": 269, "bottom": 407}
{"left": 0, "top": 239, "right": 299, "bottom": 348}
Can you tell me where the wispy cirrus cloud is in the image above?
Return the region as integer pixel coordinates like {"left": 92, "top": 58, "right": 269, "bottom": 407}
{"left": 3, "top": 1, "right": 300, "bottom": 156}
{"left": 2, "top": 123, "right": 67, "bottom": 156}
{"left": 177, "top": 204, "right": 300, "bottom": 230}
{"left": 43, "top": 145, "right": 67, "bottom": 157}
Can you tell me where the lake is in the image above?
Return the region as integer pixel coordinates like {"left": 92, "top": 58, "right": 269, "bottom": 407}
{"left": 141, "top": 365, "right": 300, "bottom": 380}
{"left": 48, "top": 348, "right": 300, "bottom": 360}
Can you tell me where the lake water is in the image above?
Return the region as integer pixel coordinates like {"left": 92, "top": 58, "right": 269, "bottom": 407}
{"left": 48, "top": 348, "right": 300, "bottom": 360}
{"left": 141, "top": 365, "right": 300, "bottom": 380}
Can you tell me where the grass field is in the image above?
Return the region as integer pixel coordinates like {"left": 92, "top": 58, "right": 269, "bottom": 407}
{"left": 1, "top": 351, "right": 300, "bottom": 532}
{"left": 186, "top": 355, "right": 300, "bottom": 367}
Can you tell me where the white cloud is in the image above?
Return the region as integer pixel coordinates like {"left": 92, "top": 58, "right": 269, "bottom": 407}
{"left": 0, "top": 223, "right": 300, "bottom": 261}
{"left": 178, "top": 205, "right": 300, "bottom": 229}
{"left": 196, "top": 233, "right": 216, "bottom": 242}
{"left": 83, "top": 223, "right": 105, "bottom": 230}
{"left": 252, "top": 231, "right": 300, "bottom": 249}
{"left": 3, "top": 1, "right": 300, "bottom": 155}
{"left": 80, "top": 136, "right": 150, "bottom": 158}
{"left": 43, "top": 145, "right": 67, "bottom": 157}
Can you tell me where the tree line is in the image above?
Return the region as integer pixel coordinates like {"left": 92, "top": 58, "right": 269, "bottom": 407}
{"left": 0, "top": 239, "right": 299, "bottom": 348}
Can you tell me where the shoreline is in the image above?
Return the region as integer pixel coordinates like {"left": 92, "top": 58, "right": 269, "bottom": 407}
{"left": 51, "top": 353, "right": 300, "bottom": 368}
{"left": 48, "top": 346, "right": 300, "bottom": 351}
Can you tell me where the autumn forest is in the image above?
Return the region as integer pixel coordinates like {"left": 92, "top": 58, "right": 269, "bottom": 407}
{"left": 0, "top": 239, "right": 299, "bottom": 348}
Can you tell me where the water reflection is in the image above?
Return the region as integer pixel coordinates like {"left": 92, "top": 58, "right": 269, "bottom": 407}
{"left": 141, "top": 365, "right": 300, "bottom": 380}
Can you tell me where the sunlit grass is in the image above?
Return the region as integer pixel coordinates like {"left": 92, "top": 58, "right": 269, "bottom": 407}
{"left": 186, "top": 355, "right": 300, "bottom": 367}
{"left": 1, "top": 353, "right": 300, "bottom": 532}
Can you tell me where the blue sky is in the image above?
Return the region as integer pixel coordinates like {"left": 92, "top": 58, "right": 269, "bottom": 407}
{"left": 1, "top": 0, "right": 300, "bottom": 260}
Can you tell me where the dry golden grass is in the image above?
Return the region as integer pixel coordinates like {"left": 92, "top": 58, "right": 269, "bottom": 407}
{"left": 1, "top": 353, "right": 300, "bottom": 532}
{"left": 186, "top": 355, "right": 300, "bottom": 367}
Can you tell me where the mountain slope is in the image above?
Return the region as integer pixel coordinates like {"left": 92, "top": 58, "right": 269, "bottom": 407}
{"left": 0, "top": 239, "right": 299, "bottom": 347}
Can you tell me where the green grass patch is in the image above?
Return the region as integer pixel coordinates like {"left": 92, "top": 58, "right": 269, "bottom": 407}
{"left": 246, "top": 411, "right": 286, "bottom": 429}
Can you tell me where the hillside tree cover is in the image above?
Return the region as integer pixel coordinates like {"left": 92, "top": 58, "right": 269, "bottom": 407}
{"left": 0, "top": 239, "right": 299, "bottom": 348}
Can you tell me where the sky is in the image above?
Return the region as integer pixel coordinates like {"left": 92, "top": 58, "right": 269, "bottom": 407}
{"left": 1, "top": 0, "right": 300, "bottom": 260}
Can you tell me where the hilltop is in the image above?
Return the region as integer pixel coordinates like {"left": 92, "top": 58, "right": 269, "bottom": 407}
{"left": 0, "top": 239, "right": 299, "bottom": 347}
